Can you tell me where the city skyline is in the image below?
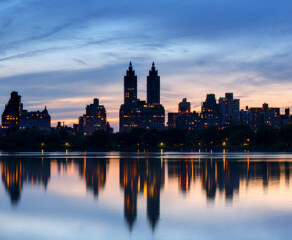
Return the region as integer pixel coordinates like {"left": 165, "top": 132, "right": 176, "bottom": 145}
{"left": 1, "top": 62, "right": 291, "bottom": 132}
{"left": 1, "top": 61, "right": 291, "bottom": 132}
{"left": 1, "top": 1, "right": 292, "bottom": 131}
{"left": 1, "top": 75, "right": 290, "bottom": 134}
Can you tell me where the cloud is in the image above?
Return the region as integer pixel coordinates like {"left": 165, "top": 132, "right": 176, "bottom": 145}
{"left": 0, "top": 0, "right": 292, "bottom": 131}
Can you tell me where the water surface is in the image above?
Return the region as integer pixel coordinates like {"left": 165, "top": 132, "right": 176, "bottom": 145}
{"left": 0, "top": 152, "right": 291, "bottom": 240}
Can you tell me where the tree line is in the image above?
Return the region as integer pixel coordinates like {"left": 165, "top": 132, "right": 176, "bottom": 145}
{"left": 1, "top": 124, "right": 292, "bottom": 151}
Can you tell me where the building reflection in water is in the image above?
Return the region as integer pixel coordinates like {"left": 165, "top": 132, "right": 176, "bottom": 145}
{"left": 285, "top": 162, "right": 291, "bottom": 185}
{"left": 1, "top": 156, "right": 109, "bottom": 205}
{"left": 78, "top": 157, "right": 107, "bottom": 197}
{"left": 168, "top": 157, "right": 290, "bottom": 202}
{"left": 1, "top": 158, "right": 50, "bottom": 205}
{"left": 0, "top": 154, "right": 291, "bottom": 231}
{"left": 54, "top": 156, "right": 108, "bottom": 198}
{"left": 120, "top": 158, "right": 165, "bottom": 230}
{"left": 146, "top": 158, "right": 164, "bottom": 229}
{"left": 168, "top": 160, "right": 192, "bottom": 193}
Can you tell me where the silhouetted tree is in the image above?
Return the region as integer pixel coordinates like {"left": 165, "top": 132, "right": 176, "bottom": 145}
{"left": 254, "top": 125, "right": 280, "bottom": 146}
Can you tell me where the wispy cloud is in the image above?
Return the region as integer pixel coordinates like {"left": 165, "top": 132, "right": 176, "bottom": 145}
{"left": 0, "top": 0, "right": 291, "bottom": 131}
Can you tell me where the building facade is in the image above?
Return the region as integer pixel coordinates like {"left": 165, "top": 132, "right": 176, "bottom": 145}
{"left": 1, "top": 91, "right": 51, "bottom": 135}
{"left": 232, "top": 108, "right": 253, "bottom": 127}
{"left": 19, "top": 107, "right": 51, "bottom": 131}
{"left": 1, "top": 92, "right": 22, "bottom": 135}
{"left": 219, "top": 93, "right": 240, "bottom": 127}
{"left": 168, "top": 98, "right": 200, "bottom": 130}
{"left": 281, "top": 108, "right": 292, "bottom": 126}
{"left": 179, "top": 98, "right": 191, "bottom": 114}
{"left": 200, "top": 94, "right": 222, "bottom": 128}
{"left": 250, "top": 103, "right": 281, "bottom": 130}
{"left": 78, "top": 98, "right": 108, "bottom": 135}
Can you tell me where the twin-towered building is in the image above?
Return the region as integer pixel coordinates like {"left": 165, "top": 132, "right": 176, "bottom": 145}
{"left": 72, "top": 62, "right": 165, "bottom": 135}
{"left": 119, "top": 62, "right": 165, "bottom": 132}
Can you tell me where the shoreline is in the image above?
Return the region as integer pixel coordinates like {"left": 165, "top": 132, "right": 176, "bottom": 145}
{"left": 1, "top": 147, "right": 292, "bottom": 153}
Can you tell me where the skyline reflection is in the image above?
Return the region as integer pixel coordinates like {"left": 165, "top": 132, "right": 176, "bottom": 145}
{"left": 0, "top": 153, "right": 292, "bottom": 233}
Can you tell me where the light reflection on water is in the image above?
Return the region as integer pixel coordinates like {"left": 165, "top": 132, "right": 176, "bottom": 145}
{"left": 0, "top": 152, "right": 291, "bottom": 240}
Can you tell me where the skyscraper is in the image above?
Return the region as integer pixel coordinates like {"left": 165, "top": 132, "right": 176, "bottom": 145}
{"left": 124, "top": 62, "right": 137, "bottom": 106}
{"left": 1, "top": 91, "right": 22, "bottom": 135}
{"left": 147, "top": 62, "right": 160, "bottom": 105}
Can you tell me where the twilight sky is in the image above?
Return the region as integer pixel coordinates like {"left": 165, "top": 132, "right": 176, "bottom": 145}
{"left": 0, "top": 0, "right": 292, "bottom": 131}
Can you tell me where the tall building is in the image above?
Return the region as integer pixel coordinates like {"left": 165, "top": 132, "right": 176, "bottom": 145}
{"left": 119, "top": 62, "right": 165, "bottom": 132}
{"left": 1, "top": 91, "right": 22, "bottom": 134}
{"left": 124, "top": 61, "right": 137, "bottom": 106}
{"left": 78, "top": 98, "right": 108, "bottom": 136}
{"left": 219, "top": 93, "right": 240, "bottom": 127}
{"left": 250, "top": 103, "right": 281, "bottom": 130}
{"left": 147, "top": 62, "right": 160, "bottom": 105}
{"left": 1, "top": 91, "right": 51, "bottom": 135}
{"left": 201, "top": 94, "right": 222, "bottom": 128}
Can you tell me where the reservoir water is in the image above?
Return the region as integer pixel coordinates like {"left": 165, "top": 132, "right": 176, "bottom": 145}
{"left": 0, "top": 152, "right": 291, "bottom": 240}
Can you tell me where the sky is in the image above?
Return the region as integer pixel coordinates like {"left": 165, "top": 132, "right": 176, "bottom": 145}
{"left": 0, "top": 0, "right": 292, "bottom": 131}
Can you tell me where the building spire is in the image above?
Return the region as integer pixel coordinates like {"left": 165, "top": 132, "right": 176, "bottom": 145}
{"left": 151, "top": 61, "right": 156, "bottom": 71}
{"left": 43, "top": 106, "right": 48, "bottom": 114}
{"left": 128, "top": 61, "right": 133, "bottom": 72}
